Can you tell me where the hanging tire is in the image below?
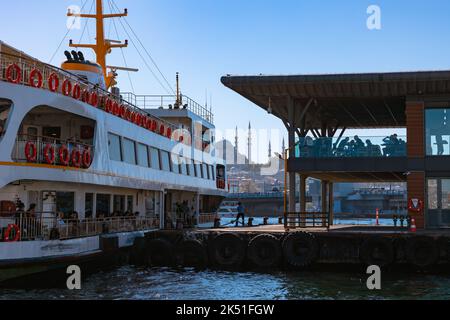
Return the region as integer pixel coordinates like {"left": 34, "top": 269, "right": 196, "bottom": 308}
{"left": 176, "top": 239, "right": 209, "bottom": 268}
{"left": 359, "top": 237, "right": 395, "bottom": 267}
{"left": 282, "top": 232, "right": 319, "bottom": 268}
{"left": 147, "top": 238, "right": 174, "bottom": 267}
{"left": 130, "top": 237, "right": 147, "bottom": 266}
{"left": 406, "top": 237, "right": 439, "bottom": 268}
{"left": 248, "top": 234, "right": 282, "bottom": 268}
{"left": 210, "top": 233, "right": 246, "bottom": 268}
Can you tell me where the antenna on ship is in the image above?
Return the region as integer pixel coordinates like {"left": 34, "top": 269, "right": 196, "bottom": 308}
{"left": 175, "top": 72, "right": 182, "bottom": 109}
{"left": 67, "top": 0, "right": 131, "bottom": 89}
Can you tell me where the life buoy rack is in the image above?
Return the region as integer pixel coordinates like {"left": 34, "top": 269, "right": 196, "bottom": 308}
{"left": 408, "top": 198, "right": 424, "bottom": 213}
{"left": 82, "top": 149, "right": 92, "bottom": 168}
{"left": 43, "top": 144, "right": 55, "bottom": 164}
{"left": 25, "top": 141, "right": 37, "bottom": 162}
{"left": 29, "top": 69, "right": 43, "bottom": 88}
{"left": 71, "top": 149, "right": 82, "bottom": 168}
{"left": 72, "top": 83, "right": 81, "bottom": 100}
{"left": 81, "top": 90, "right": 90, "bottom": 103}
{"left": 48, "top": 73, "right": 59, "bottom": 92}
{"left": 4, "top": 224, "right": 20, "bottom": 242}
{"left": 59, "top": 145, "right": 70, "bottom": 166}
{"left": 119, "top": 105, "right": 126, "bottom": 118}
{"left": 6, "top": 64, "right": 22, "bottom": 84}
{"left": 105, "top": 99, "right": 113, "bottom": 113}
{"left": 62, "top": 79, "right": 72, "bottom": 96}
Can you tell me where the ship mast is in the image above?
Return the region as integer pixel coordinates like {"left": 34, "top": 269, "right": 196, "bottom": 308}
{"left": 67, "top": 0, "right": 128, "bottom": 89}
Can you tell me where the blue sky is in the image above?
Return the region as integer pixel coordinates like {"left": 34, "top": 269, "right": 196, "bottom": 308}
{"left": 2, "top": 0, "right": 450, "bottom": 162}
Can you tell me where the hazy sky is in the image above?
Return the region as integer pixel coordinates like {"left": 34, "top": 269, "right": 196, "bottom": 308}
{"left": 2, "top": 0, "right": 450, "bottom": 163}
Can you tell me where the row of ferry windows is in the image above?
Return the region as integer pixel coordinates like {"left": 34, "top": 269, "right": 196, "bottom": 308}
{"left": 108, "top": 133, "right": 215, "bottom": 180}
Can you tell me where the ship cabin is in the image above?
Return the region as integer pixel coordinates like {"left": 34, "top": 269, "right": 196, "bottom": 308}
{"left": 222, "top": 71, "right": 450, "bottom": 230}
{"left": 0, "top": 41, "right": 226, "bottom": 241}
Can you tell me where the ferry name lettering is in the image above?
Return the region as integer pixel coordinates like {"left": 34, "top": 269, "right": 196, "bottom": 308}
{"left": 366, "top": 265, "right": 381, "bottom": 290}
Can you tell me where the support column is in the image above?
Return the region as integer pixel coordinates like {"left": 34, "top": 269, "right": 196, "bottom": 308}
{"left": 195, "top": 193, "right": 200, "bottom": 226}
{"left": 321, "top": 180, "right": 328, "bottom": 227}
{"left": 288, "top": 96, "right": 296, "bottom": 213}
{"left": 160, "top": 190, "right": 165, "bottom": 230}
{"left": 328, "top": 182, "right": 334, "bottom": 226}
{"left": 299, "top": 175, "right": 307, "bottom": 212}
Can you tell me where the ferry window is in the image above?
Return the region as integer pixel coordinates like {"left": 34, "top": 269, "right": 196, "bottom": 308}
{"left": 137, "top": 143, "right": 149, "bottom": 167}
{"left": 150, "top": 147, "right": 161, "bottom": 170}
{"left": 85, "top": 193, "right": 94, "bottom": 219}
{"left": 43, "top": 127, "right": 61, "bottom": 139}
{"left": 187, "top": 159, "right": 195, "bottom": 177}
{"left": 96, "top": 194, "right": 111, "bottom": 216}
{"left": 428, "top": 179, "right": 438, "bottom": 210}
{"left": 56, "top": 192, "right": 75, "bottom": 216}
{"left": 203, "top": 163, "right": 209, "bottom": 179}
{"left": 108, "top": 133, "right": 122, "bottom": 161}
{"left": 127, "top": 196, "right": 133, "bottom": 212}
{"left": 210, "top": 165, "right": 215, "bottom": 180}
{"left": 160, "top": 151, "right": 171, "bottom": 172}
{"left": 197, "top": 162, "right": 204, "bottom": 178}
{"left": 113, "top": 195, "right": 126, "bottom": 213}
{"left": 171, "top": 154, "right": 180, "bottom": 174}
{"left": 425, "top": 108, "right": 450, "bottom": 156}
{"left": 122, "top": 138, "right": 137, "bottom": 165}
{"left": 0, "top": 103, "right": 11, "bottom": 137}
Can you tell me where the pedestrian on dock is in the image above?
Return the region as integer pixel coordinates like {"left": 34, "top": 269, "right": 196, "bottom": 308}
{"left": 235, "top": 202, "right": 245, "bottom": 227}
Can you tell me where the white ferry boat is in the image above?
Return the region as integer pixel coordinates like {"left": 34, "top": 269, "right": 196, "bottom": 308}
{"left": 0, "top": 1, "right": 227, "bottom": 286}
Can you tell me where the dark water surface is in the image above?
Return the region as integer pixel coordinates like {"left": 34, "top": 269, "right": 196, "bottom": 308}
{"left": 2, "top": 267, "right": 450, "bottom": 300}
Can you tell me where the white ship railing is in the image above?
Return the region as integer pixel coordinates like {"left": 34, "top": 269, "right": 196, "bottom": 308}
{"left": 0, "top": 214, "right": 159, "bottom": 241}
{"left": 12, "top": 134, "right": 95, "bottom": 168}
{"left": 0, "top": 52, "right": 178, "bottom": 134}
{"left": 122, "top": 92, "right": 214, "bottom": 124}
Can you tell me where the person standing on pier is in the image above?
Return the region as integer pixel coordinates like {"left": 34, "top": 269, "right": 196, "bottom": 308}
{"left": 236, "top": 202, "right": 245, "bottom": 227}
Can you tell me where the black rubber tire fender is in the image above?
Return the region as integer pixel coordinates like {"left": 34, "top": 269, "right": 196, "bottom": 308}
{"left": 130, "top": 237, "right": 147, "bottom": 266}
{"left": 210, "top": 233, "right": 246, "bottom": 268}
{"left": 406, "top": 236, "right": 439, "bottom": 268}
{"left": 248, "top": 234, "right": 282, "bottom": 268}
{"left": 359, "top": 237, "right": 395, "bottom": 267}
{"left": 176, "top": 239, "right": 209, "bottom": 268}
{"left": 147, "top": 238, "right": 175, "bottom": 267}
{"left": 282, "top": 232, "right": 319, "bottom": 268}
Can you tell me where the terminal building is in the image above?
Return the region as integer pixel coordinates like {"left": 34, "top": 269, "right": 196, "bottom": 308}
{"left": 222, "top": 71, "right": 450, "bottom": 229}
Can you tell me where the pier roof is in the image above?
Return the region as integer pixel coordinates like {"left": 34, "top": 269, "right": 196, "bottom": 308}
{"left": 221, "top": 70, "right": 450, "bottom": 129}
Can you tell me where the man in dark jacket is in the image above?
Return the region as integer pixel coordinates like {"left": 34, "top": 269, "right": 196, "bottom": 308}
{"left": 235, "top": 202, "right": 245, "bottom": 227}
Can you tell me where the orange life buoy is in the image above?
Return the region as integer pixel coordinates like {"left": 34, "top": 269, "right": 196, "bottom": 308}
{"left": 119, "top": 105, "right": 126, "bottom": 118}
{"left": 71, "top": 149, "right": 82, "bottom": 168}
{"left": 159, "top": 124, "right": 165, "bottom": 135}
{"left": 62, "top": 79, "right": 72, "bottom": 96}
{"left": 72, "top": 84, "right": 81, "bottom": 100}
{"left": 48, "top": 73, "right": 59, "bottom": 92}
{"left": 29, "top": 69, "right": 43, "bottom": 88}
{"left": 43, "top": 144, "right": 55, "bottom": 164}
{"left": 112, "top": 101, "right": 120, "bottom": 116}
{"left": 124, "top": 108, "right": 132, "bottom": 121}
{"left": 25, "top": 141, "right": 37, "bottom": 162}
{"left": 135, "top": 113, "right": 142, "bottom": 125}
{"left": 81, "top": 90, "right": 90, "bottom": 103}
{"left": 105, "top": 99, "right": 113, "bottom": 113}
{"left": 166, "top": 127, "right": 172, "bottom": 139}
{"left": 408, "top": 198, "right": 424, "bottom": 213}
{"left": 130, "top": 111, "right": 136, "bottom": 123}
{"left": 6, "top": 64, "right": 22, "bottom": 84}
{"left": 90, "top": 92, "right": 98, "bottom": 107}
{"left": 82, "top": 149, "right": 92, "bottom": 168}
{"left": 4, "top": 224, "right": 20, "bottom": 242}
{"left": 151, "top": 121, "right": 157, "bottom": 132}
{"left": 59, "top": 145, "right": 70, "bottom": 166}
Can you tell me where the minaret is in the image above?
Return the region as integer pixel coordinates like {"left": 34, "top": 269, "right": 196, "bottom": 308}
{"left": 234, "top": 126, "right": 238, "bottom": 165}
{"left": 247, "top": 122, "right": 252, "bottom": 165}
{"left": 268, "top": 140, "right": 272, "bottom": 161}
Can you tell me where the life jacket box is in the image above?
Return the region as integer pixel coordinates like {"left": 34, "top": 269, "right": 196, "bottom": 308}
{"left": 0, "top": 201, "right": 15, "bottom": 217}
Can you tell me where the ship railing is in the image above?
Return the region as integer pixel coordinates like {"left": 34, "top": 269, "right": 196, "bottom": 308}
{"left": 198, "top": 213, "right": 218, "bottom": 225}
{"left": 0, "top": 52, "right": 178, "bottom": 134}
{"left": 122, "top": 92, "right": 214, "bottom": 124}
{"left": 12, "top": 134, "right": 95, "bottom": 168}
{"left": 285, "top": 212, "right": 330, "bottom": 229}
{"left": 0, "top": 214, "right": 159, "bottom": 242}
{"left": 164, "top": 211, "right": 217, "bottom": 229}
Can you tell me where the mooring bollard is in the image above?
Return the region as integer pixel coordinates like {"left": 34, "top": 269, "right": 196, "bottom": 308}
{"left": 263, "top": 217, "right": 269, "bottom": 225}
{"left": 214, "top": 218, "right": 221, "bottom": 229}
{"left": 278, "top": 217, "right": 283, "bottom": 225}
{"left": 393, "top": 215, "right": 398, "bottom": 227}
{"left": 248, "top": 218, "right": 254, "bottom": 227}
{"left": 399, "top": 215, "right": 405, "bottom": 228}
